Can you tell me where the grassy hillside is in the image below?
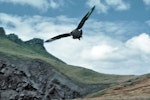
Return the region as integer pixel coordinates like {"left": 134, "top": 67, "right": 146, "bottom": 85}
{"left": 0, "top": 33, "right": 135, "bottom": 84}
{"left": 81, "top": 74, "right": 150, "bottom": 100}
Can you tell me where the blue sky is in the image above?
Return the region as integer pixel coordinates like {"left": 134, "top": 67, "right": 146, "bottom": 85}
{"left": 0, "top": 0, "right": 150, "bottom": 21}
{"left": 0, "top": 0, "right": 150, "bottom": 75}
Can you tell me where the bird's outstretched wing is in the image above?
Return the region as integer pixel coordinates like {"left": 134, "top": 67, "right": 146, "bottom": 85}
{"left": 45, "top": 33, "right": 71, "bottom": 42}
{"left": 76, "top": 5, "right": 95, "bottom": 30}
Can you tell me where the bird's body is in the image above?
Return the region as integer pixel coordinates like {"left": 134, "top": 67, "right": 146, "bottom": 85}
{"left": 71, "top": 29, "right": 82, "bottom": 40}
{"left": 45, "top": 6, "right": 95, "bottom": 42}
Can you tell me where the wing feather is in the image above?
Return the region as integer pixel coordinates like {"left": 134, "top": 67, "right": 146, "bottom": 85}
{"left": 45, "top": 33, "right": 71, "bottom": 42}
{"left": 76, "top": 6, "right": 95, "bottom": 29}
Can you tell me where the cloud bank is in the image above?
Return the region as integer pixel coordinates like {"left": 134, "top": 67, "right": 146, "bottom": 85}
{"left": 86, "top": 0, "right": 150, "bottom": 13}
{"left": 0, "top": 13, "right": 150, "bottom": 75}
{"left": 143, "top": 0, "right": 150, "bottom": 5}
{"left": 86, "top": 0, "right": 130, "bottom": 13}
{"left": 0, "top": 0, "right": 64, "bottom": 10}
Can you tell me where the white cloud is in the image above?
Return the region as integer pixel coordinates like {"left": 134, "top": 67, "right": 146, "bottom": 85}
{"left": 81, "top": 45, "right": 118, "bottom": 60}
{"left": 105, "top": 0, "right": 130, "bottom": 11}
{"left": 126, "top": 33, "right": 150, "bottom": 54}
{"left": 143, "top": 0, "right": 150, "bottom": 5}
{"left": 0, "top": 13, "right": 150, "bottom": 75}
{"left": 86, "top": 0, "right": 130, "bottom": 13}
{"left": 0, "top": 0, "right": 64, "bottom": 10}
{"left": 87, "top": 0, "right": 108, "bottom": 13}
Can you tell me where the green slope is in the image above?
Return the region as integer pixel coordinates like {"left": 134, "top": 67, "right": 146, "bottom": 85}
{"left": 0, "top": 33, "right": 135, "bottom": 84}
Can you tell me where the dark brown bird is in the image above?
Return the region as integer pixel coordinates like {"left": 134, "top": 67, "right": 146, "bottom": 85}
{"left": 45, "top": 6, "right": 95, "bottom": 42}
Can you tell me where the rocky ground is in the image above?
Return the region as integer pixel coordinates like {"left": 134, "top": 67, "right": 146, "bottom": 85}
{"left": 0, "top": 54, "right": 109, "bottom": 100}
{"left": 0, "top": 58, "right": 81, "bottom": 100}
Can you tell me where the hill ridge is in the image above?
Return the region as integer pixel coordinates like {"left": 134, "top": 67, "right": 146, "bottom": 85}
{"left": 0, "top": 27, "right": 65, "bottom": 63}
{"left": 0, "top": 27, "right": 45, "bottom": 51}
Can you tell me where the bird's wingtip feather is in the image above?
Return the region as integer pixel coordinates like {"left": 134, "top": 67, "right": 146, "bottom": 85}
{"left": 45, "top": 39, "right": 54, "bottom": 43}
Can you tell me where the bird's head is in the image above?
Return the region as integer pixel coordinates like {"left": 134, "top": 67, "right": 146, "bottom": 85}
{"left": 71, "top": 29, "right": 82, "bottom": 40}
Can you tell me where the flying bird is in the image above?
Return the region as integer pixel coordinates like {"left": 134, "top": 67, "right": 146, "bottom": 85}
{"left": 45, "top": 6, "right": 95, "bottom": 42}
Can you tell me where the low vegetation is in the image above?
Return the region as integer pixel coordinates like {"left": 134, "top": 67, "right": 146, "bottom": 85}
{"left": 0, "top": 34, "right": 135, "bottom": 84}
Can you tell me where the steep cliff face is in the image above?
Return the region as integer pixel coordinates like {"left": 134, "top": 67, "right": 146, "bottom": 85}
{"left": 0, "top": 56, "right": 81, "bottom": 100}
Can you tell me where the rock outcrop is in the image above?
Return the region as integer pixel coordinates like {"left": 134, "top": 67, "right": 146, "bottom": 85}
{"left": 0, "top": 27, "right": 45, "bottom": 50}
{"left": 25, "top": 38, "right": 44, "bottom": 46}
{"left": 0, "top": 27, "right": 6, "bottom": 37}
{"left": 7, "top": 34, "right": 23, "bottom": 44}
{"left": 25, "top": 38, "right": 45, "bottom": 50}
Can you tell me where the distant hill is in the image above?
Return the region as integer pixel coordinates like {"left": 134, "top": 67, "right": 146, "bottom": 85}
{"left": 0, "top": 27, "right": 141, "bottom": 99}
